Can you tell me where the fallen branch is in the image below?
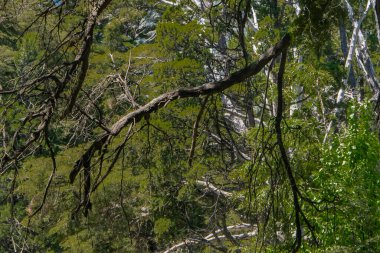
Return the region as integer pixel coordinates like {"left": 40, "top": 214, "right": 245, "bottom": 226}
{"left": 163, "top": 223, "right": 256, "bottom": 253}
{"left": 195, "top": 180, "right": 234, "bottom": 198}
{"left": 204, "top": 223, "right": 253, "bottom": 240}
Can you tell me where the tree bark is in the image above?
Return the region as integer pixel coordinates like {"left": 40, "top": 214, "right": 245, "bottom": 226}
{"left": 373, "top": 0, "right": 380, "bottom": 43}
{"left": 339, "top": 15, "right": 356, "bottom": 88}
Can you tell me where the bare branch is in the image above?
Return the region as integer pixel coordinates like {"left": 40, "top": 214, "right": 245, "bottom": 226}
{"left": 163, "top": 223, "right": 257, "bottom": 253}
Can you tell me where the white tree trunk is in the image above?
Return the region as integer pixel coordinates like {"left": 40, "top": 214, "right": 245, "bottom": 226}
{"left": 372, "top": 0, "right": 380, "bottom": 44}
{"left": 344, "top": 0, "right": 380, "bottom": 96}
{"left": 344, "top": 0, "right": 371, "bottom": 70}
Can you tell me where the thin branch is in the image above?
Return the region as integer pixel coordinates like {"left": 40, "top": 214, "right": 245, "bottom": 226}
{"left": 274, "top": 43, "right": 302, "bottom": 252}
{"left": 28, "top": 124, "right": 57, "bottom": 219}
{"left": 188, "top": 95, "right": 210, "bottom": 167}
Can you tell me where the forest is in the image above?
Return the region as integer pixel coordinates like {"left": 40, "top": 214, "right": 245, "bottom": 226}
{"left": 0, "top": 0, "right": 379, "bottom": 252}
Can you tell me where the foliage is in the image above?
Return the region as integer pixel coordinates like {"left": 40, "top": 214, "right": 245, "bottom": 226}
{"left": 312, "top": 101, "right": 380, "bottom": 252}
{"left": 0, "top": 0, "right": 380, "bottom": 252}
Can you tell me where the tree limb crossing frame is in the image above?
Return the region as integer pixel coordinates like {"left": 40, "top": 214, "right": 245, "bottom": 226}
{"left": 69, "top": 34, "right": 291, "bottom": 211}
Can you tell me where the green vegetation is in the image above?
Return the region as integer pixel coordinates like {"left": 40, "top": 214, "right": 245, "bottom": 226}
{"left": 0, "top": 0, "right": 379, "bottom": 252}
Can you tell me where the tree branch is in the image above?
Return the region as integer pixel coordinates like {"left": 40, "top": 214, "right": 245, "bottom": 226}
{"left": 274, "top": 42, "right": 302, "bottom": 252}
{"left": 69, "top": 34, "right": 291, "bottom": 186}
{"left": 63, "top": 0, "right": 113, "bottom": 116}
{"left": 188, "top": 96, "right": 209, "bottom": 167}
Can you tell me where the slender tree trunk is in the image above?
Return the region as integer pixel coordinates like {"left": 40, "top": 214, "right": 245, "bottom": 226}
{"left": 373, "top": 0, "right": 380, "bottom": 43}
{"left": 339, "top": 15, "right": 356, "bottom": 88}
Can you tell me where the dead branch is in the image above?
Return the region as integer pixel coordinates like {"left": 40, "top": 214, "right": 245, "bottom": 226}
{"left": 163, "top": 223, "right": 256, "bottom": 253}
{"left": 195, "top": 180, "right": 234, "bottom": 199}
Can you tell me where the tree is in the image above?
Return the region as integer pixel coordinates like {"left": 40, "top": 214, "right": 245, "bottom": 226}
{"left": 0, "top": 0, "right": 379, "bottom": 252}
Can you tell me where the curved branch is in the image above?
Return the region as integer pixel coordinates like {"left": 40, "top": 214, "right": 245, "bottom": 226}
{"left": 69, "top": 34, "right": 291, "bottom": 199}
